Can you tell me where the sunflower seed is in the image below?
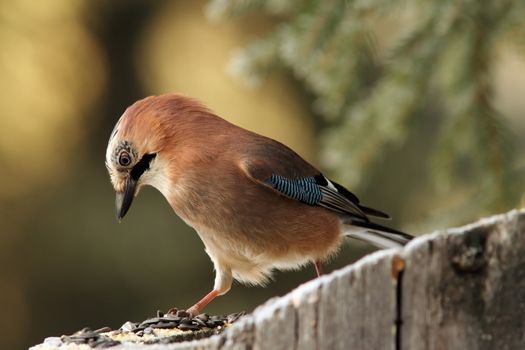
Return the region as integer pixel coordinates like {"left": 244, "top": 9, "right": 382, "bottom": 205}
{"left": 227, "top": 311, "right": 246, "bottom": 323}
{"left": 140, "top": 317, "right": 162, "bottom": 326}
{"left": 180, "top": 317, "right": 192, "bottom": 325}
{"left": 91, "top": 337, "right": 120, "bottom": 348}
{"left": 193, "top": 317, "right": 207, "bottom": 327}
{"left": 94, "top": 326, "right": 112, "bottom": 334}
{"left": 73, "top": 330, "right": 99, "bottom": 340}
{"left": 120, "top": 321, "right": 138, "bottom": 332}
{"left": 162, "top": 315, "right": 181, "bottom": 323}
{"left": 152, "top": 321, "right": 178, "bottom": 329}
{"left": 43, "top": 337, "right": 63, "bottom": 346}
{"left": 178, "top": 323, "right": 200, "bottom": 331}
{"left": 195, "top": 313, "right": 209, "bottom": 322}
{"left": 176, "top": 310, "right": 189, "bottom": 317}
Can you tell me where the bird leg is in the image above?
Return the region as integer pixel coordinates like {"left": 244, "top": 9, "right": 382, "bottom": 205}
{"left": 179, "top": 261, "right": 231, "bottom": 317}
{"left": 186, "top": 289, "right": 220, "bottom": 317}
{"left": 314, "top": 260, "right": 324, "bottom": 277}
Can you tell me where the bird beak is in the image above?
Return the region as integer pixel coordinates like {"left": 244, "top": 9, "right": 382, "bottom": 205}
{"left": 116, "top": 176, "right": 137, "bottom": 221}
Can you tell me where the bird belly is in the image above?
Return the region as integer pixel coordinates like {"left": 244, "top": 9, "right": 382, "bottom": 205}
{"left": 197, "top": 228, "right": 323, "bottom": 286}
{"left": 192, "top": 205, "right": 343, "bottom": 286}
{"left": 166, "top": 170, "right": 343, "bottom": 285}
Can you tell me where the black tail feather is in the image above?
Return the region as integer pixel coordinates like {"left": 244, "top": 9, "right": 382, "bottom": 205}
{"left": 358, "top": 205, "right": 391, "bottom": 219}
{"left": 349, "top": 221, "right": 414, "bottom": 247}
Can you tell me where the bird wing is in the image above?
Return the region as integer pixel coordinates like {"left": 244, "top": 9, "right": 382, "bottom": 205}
{"left": 240, "top": 157, "right": 388, "bottom": 222}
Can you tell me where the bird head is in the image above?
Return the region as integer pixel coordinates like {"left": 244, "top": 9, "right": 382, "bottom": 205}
{"left": 105, "top": 96, "right": 170, "bottom": 221}
{"left": 105, "top": 139, "right": 158, "bottom": 221}
{"left": 106, "top": 93, "right": 227, "bottom": 221}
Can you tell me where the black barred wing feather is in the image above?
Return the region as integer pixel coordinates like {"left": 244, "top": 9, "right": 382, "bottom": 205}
{"left": 265, "top": 175, "right": 322, "bottom": 205}
{"left": 264, "top": 173, "right": 387, "bottom": 222}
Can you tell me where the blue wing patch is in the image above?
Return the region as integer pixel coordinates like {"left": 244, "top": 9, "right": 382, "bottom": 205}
{"left": 265, "top": 174, "right": 322, "bottom": 205}
{"left": 264, "top": 173, "right": 369, "bottom": 220}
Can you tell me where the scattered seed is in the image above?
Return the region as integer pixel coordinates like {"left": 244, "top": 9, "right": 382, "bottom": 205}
{"left": 178, "top": 323, "right": 200, "bottom": 331}
{"left": 69, "top": 329, "right": 99, "bottom": 340}
{"left": 152, "top": 321, "right": 178, "bottom": 329}
{"left": 132, "top": 325, "right": 147, "bottom": 333}
{"left": 92, "top": 337, "right": 120, "bottom": 348}
{"left": 120, "top": 321, "right": 138, "bottom": 332}
{"left": 94, "top": 327, "right": 112, "bottom": 334}
{"left": 162, "top": 315, "right": 182, "bottom": 323}
{"left": 43, "top": 337, "right": 62, "bottom": 347}
{"left": 212, "top": 319, "right": 225, "bottom": 327}
{"left": 193, "top": 317, "right": 207, "bottom": 327}
{"left": 195, "top": 313, "right": 209, "bottom": 322}
{"left": 55, "top": 309, "right": 246, "bottom": 348}
{"left": 180, "top": 317, "right": 192, "bottom": 325}
{"left": 227, "top": 311, "right": 246, "bottom": 324}
{"left": 140, "top": 317, "right": 162, "bottom": 326}
{"left": 60, "top": 329, "right": 121, "bottom": 348}
{"left": 176, "top": 310, "right": 189, "bottom": 317}
{"left": 166, "top": 307, "right": 178, "bottom": 315}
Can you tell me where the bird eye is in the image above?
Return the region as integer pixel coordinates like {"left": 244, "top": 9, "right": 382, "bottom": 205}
{"left": 118, "top": 151, "right": 132, "bottom": 167}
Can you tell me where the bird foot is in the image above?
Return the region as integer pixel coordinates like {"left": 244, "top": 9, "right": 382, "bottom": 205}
{"left": 166, "top": 307, "right": 178, "bottom": 315}
{"left": 166, "top": 307, "right": 199, "bottom": 318}
{"left": 186, "top": 306, "right": 200, "bottom": 318}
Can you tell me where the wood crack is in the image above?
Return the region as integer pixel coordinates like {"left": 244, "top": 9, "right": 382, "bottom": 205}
{"left": 395, "top": 269, "right": 404, "bottom": 350}
{"left": 391, "top": 254, "right": 406, "bottom": 350}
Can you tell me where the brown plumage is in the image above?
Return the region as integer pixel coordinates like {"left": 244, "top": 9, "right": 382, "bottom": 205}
{"left": 105, "top": 93, "right": 412, "bottom": 316}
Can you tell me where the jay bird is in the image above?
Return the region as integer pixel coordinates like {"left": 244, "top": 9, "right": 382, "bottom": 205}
{"left": 105, "top": 93, "right": 413, "bottom": 316}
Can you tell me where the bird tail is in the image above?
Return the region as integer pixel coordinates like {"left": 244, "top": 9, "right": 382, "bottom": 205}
{"left": 343, "top": 221, "right": 413, "bottom": 249}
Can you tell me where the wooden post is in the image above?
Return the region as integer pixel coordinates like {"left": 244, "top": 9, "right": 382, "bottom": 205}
{"left": 31, "top": 209, "right": 525, "bottom": 349}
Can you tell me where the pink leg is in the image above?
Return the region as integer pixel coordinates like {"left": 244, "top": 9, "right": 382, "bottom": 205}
{"left": 314, "top": 260, "right": 324, "bottom": 277}
{"left": 186, "top": 289, "right": 220, "bottom": 317}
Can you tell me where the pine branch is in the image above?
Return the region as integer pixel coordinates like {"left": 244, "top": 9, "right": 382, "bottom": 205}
{"left": 208, "top": 0, "right": 523, "bottom": 224}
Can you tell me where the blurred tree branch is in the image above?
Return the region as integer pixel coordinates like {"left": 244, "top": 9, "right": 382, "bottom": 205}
{"left": 207, "top": 0, "right": 525, "bottom": 225}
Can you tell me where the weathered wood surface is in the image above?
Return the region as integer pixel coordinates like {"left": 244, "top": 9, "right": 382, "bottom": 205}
{"left": 401, "top": 210, "right": 525, "bottom": 350}
{"left": 33, "top": 209, "right": 525, "bottom": 350}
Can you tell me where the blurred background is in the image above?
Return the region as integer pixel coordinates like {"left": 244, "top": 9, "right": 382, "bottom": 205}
{"left": 1, "top": 0, "right": 524, "bottom": 348}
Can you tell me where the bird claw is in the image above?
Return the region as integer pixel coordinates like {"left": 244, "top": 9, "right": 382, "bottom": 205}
{"left": 166, "top": 307, "right": 199, "bottom": 318}
{"left": 166, "top": 307, "right": 178, "bottom": 315}
{"left": 186, "top": 306, "right": 200, "bottom": 318}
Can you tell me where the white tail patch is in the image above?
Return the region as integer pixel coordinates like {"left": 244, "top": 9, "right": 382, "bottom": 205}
{"left": 343, "top": 226, "right": 405, "bottom": 249}
{"left": 325, "top": 178, "right": 338, "bottom": 191}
